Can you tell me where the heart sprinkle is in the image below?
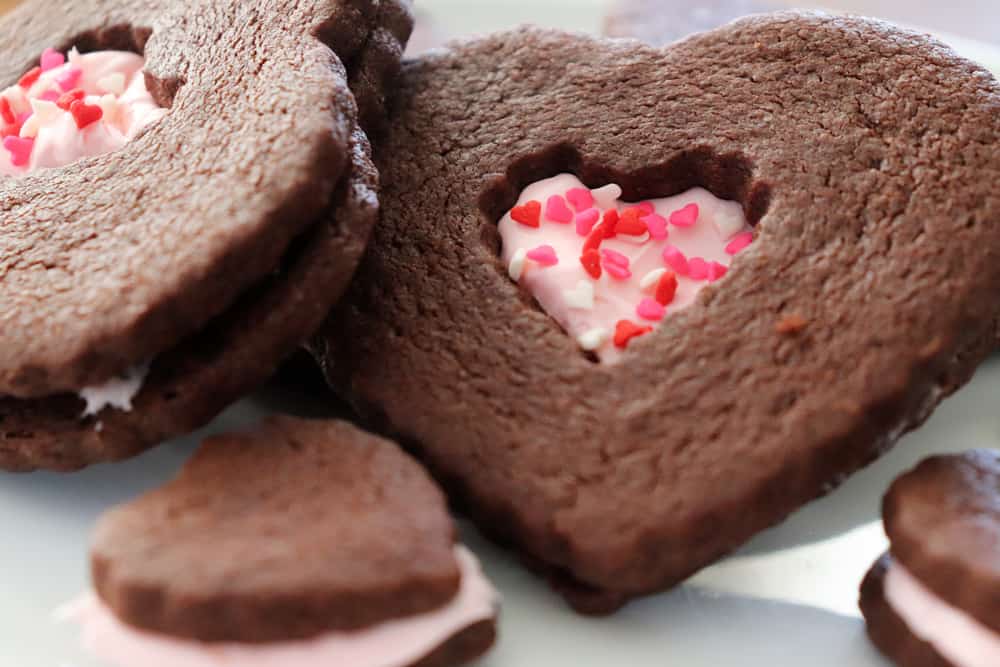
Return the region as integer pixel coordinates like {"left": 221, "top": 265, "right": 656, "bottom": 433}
{"left": 575, "top": 208, "right": 600, "bottom": 236}
{"left": 614, "top": 320, "right": 653, "bottom": 349}
{"left": 499, "top": 174, "right": 754, "bottom": 360}
{"left": 527, "top": 245, "right": 558, "bottom": 266}
{"left": 566, "top": 187, "right": 594, "bottom": 212}
{"left": 69, "top": 100, "right": 103, "bottom": 129}
{"left": 545, "top": 195, "right": 573, "bottom": 223}
{"left": 637, "top": 298, "right": 665, "bottom": 321}
{"left": 669, "top": 203, "right": 700, "bottom": 227}
{"left": 3, "top": 136, "right": 33, "bottom": 166}
{"left": 726, "top": 231, "right": 753, "bottom": 255}
{"left": 55, "top": 66, "right": 82, "bottom": 92}
{"left": 18, "top": 67, "right": 42, "bottom": 89}
{"left": 511, "top": 200, "right": 541, "bottom": 227}
{"left": 40, "top": 48, "right": 66, "bottom": 72}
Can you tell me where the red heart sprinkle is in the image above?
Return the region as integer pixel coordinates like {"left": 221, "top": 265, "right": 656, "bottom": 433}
{"left": 0, "top": 97, "right": 14, "bottom": 125}
{"left": 655, "top": 271, "right": 678, "bottom": 306}
{"left": 69, "top": 100, "right": 103, "bottom": 129}
{"left": 511, "top": 200, "right": 541, "bottom": 227}
{"left": 582, "top": 225, "right": 605, "bottom": 254}
{"left": 18, "top": 66, "right": 41, "bottom": 89}
{"left": 616, "top": 207, "right": 648, "bottom": 236}
{"left": 57, "top": 89, "right": 86, "bottom": 111}
{"left": 601, "top": 209, "right": 619, "bottom": 239}
{"left": 613, "top": 320, "right": 653, "bottom": 349}
{"left": 580, "top": 249, "right": 602, "bottom": 279}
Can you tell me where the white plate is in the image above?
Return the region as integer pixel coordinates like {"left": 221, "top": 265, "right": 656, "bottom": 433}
{"left": 4, "top": 3, "right": 1000, "bottom": 666}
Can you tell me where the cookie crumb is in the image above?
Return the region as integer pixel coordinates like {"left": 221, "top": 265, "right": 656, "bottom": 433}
{"left": 775, "top": 314, "right": 808, "bottom": 335}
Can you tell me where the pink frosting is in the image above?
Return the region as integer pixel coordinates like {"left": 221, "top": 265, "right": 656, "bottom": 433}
{"left": 498, "top": 174, "right": 752, "bottom": 361}
{"left": 0, "top": 48, "right": 165, "bottom": 175}
{"left": 63, "top": 547, "right": 497, "bottom": 667}
{"left": 885, "top": 559, "right": 1000, "bottom": 667}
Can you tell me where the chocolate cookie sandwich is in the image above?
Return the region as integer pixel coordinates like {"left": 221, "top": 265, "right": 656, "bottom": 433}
{"left": 313, "top": 13, "right": 1000, "bottom": 613}
{"left": 0, "top": 0, "right": 412, "bottom": 471}
{"left": 604, "top": 0, "right": 785, "bottom": 45}
{"left": 64, "top": 416, "right": 499, "bottom": 667}
{"left": 861, "top": 450, "right": 1000, "bottom": 667}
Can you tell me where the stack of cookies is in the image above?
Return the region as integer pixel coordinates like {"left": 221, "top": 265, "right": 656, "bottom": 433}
{"left": 0, "top": 0, "right": 998, "bottom": 665}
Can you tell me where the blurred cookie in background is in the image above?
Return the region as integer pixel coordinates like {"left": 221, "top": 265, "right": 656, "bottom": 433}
{"left": 604, "top": 0, "right": 787, "bottom": 45}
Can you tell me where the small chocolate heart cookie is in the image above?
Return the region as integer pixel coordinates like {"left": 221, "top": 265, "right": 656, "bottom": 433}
{"left": 67, "top": 417, "right": 499, "bottom": 667}
{"left": 0, "top": 0, "right": 413, "bottom": 471}
{"left": 313, "top": 13, "right": 1000, "bottom": 612}
{"left": 861, "top": 450, "right": 1000, "bottom": 667}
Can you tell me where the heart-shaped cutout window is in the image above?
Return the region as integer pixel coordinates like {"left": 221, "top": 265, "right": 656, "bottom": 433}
{"left": 499, "top": 174, "right": 754, "bottom": 361}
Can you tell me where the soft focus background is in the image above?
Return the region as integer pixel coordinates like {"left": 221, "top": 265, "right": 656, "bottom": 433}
{"left": 1, "top": 2, "right": 998, "bottom": 667}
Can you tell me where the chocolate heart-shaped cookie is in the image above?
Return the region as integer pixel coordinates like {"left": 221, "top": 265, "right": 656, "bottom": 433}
{"left": 75, "top": 417, "right": 498, "bottom": 667}
{"left": 314, "top": 13, "right": 1000, "bottom": 612}
{"left": 0, "top": 0, "right": 414, "bottom": 471}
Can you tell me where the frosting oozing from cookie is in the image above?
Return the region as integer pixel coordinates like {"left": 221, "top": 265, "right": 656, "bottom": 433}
{"left": 498, "top": 174, "right": 752, "bottom": 361}
{"left": 0, "top": 47, "right": 165, "bottom": 175}
{"left": 884, "top": 559, "right": 999, "bottom": 667}
{"left": 65, "top": 547, "right": 497, "bottom": 667}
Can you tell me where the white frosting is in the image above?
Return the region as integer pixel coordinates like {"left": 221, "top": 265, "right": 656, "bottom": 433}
{"left": 498, "top": 174, "right": 751, "bottom": 362}
{"left": 885, "top": 559, "right": 1000, "bottom": 667}
{"left": 78, "top": 362, "right": 149, "bottom": 417}
{"left": 64, "top": 546, "right": 498, "bottom": 667}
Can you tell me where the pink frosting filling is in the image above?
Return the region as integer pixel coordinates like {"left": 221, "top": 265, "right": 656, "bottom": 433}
{"left": 885, "top": 559, "right": 1000, "bottom": 667}
{"left": 63, "top": 547, "right": 497, "bottom": 667}
{"left": 498, "top": 174, "right": 753, "bottom": 361}
{"left": 0, "top": 47, "right": 165, "bottom": 175}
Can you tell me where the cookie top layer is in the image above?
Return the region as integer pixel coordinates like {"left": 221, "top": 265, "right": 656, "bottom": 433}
{"left": 604, "top": 0, "right": 783, "bottom": 45}
{"left": 0, "top": 0, "right": 369, "bottom": 397}
{"left": 91, "top": 417, "right": 461, "bottom": 643}
{"left": 884, "top": 450, "right": 1000, "bottom": 633}
{"left": 319, "top": 14, "right": 1000, "bottom": 604}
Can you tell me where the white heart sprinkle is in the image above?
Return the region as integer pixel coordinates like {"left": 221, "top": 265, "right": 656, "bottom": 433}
{"left": 97, "top": 73, "right": 126, "bottom": 96}
{"left": 508, "top": 248, "right": 527, "bottom": 281}
{"left": 98, "top": 94, "right": 120, "bottom": 123}
{"left": 563, "top": 280, "right": 595, "bottom": 310}
{"left": 67, "top": 47, "right": 83, "bottom": 66}
{"left": 591, "top": 183, "right": 623, "bottom": 209}
{"left": 577, "top": 327, "right": 609, "bottom": 351}
{"left": 639, "top": 268, "right": 666, "bottom": 291}
{"left": 18, "top": 116, "right": 40, "bottom": 139}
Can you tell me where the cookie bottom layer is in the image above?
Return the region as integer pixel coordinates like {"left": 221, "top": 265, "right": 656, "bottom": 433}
{"left": 67, "top": 547, "right": 498, "bottom": 667}
{"left": 860, "top": 554, "right": 955, "bottom": 667}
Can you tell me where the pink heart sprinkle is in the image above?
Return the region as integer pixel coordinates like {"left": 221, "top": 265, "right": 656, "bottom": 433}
{"left": 545, "top": 195, "right": 573, "bottom": 223}
{"left": 669, "top": 203, "right": 699, "bottom": 227}
{"left": 575, "top": 208, "right": 600, "bottom": 236}
{"left": 601, "top": 248, "right": 629, "bottom": 268}
{"left": 688, "top": 257, "right": 709, "bottom": 280}
{"left": 4, "top": 136, "right": 33, "bottom": 166}
{"left": 39, "top": 90, "right": 60, "bottom": 102}
{"left": 725, "top": 231, "right": 753, "bottom": 255}
{"left": 526, "top": 245, "right": 558, "bottom": 266}
{"left": 644, "top": 213, "right": 668, "bottom": 240}
{"left": 603, "top": 261, "right": 632, "bottom": 280}
{"left": 662, "top": 245, "right": 689, "bottom": 276}
{"left": 40, "top": 48, "right": 65, "bottom": 72}
{"left": 55, "top": 66, "right": 82, "bottom": 92}
{"left": 707, "top": 262, "right": 728, "bottom": 282}
{"left": 566, "top": 187, "right": 594, "bottom": 212}
{"left": 637, "top": 298, "right": 665, "bottom": 321}
{"left": 637, "top": 202, "right": 655, "bottom": 215}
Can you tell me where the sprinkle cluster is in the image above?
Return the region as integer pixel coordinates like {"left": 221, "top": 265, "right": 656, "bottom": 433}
{"left": 505, "top": 180, "right": 754, "bottom": 355}
{"left": 1, "top": 47, "right": 130, "bottom": 169}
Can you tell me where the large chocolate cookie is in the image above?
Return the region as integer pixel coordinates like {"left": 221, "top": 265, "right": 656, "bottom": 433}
{"left": 0, "top": 0, "right": 413, "bottom": 471}
{"left": 604, "top": 0, "right": 785, "bottom": 45}
{"left": 79, "top": 417, "right": 498, "bottom": 666}
{"left": 314, "top": 13, "right": 1000, "bottom": 612}
{"left": 861, "top": 451, "right": 1000, "bottom": 666}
